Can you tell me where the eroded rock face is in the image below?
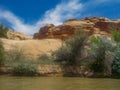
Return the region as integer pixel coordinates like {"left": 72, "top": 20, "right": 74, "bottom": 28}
{"left": 95, "top": 21, "right": 120, "bottom": 32}
{"left": 34, "top": 24, "right": 76, "bottom": 40}
{"left": 7, "top": 30, "right": 32, "bottom": 40}
{"left": 33, "top": 17, "right": 120, "bottom": 40}
{"left": 34, "top": 24, "right": 54, "bottom": 39}
{"left": 1, "top": 38, "right": 62, "bottom": 59}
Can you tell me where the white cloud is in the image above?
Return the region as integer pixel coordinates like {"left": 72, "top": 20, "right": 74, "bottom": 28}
{"left": 0, "top": 10, "right": 36, "bottom": 35}
{"left": 0, "top": 0, "right": 83, "bottom": 35}
{"left": 37, "top": 0, "right": 82, "bottom": 25}
{"left": 0, "top": 0, "right": 119, "bottom": 35}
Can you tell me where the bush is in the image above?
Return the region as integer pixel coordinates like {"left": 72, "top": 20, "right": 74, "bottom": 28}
{"left": 4, "top": 49, "right": 38, "bottom": 76}
{"left": 112, "top": 44, "right": 120, "bottom": 77}
{"left": 38, "top": 54, "right": 57, "bottom": 65}
{"left": 89, "top": 36, "right": 114, "bottom": 72}
{"left": 0, "top": 24, "right": 8, "bottom": 38}
{"left": 111, "top": 30, "right": 120, "bottom": 43}
{"left": 12, "top": 60, "right": 38, "bottom": 76}
{"left": 54, "top": 29, "right": 87, "bottom": 65}
{"left": 0, "top": 40, "right": 4, "bottom": 66}
{"left": 111, "top": 30, "right": 120, "bottom": 77}
{"left": 5, "top": 49, "right": 25, "bottom": 61}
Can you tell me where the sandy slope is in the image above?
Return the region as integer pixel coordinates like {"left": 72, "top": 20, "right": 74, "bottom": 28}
{"left": 0, "top": 38, "right": 62, "bottom": 59}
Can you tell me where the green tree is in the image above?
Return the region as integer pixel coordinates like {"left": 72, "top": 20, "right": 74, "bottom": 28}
{"left": 54, "top": 29, "right": 87, "bottom": 65}
{"left": 89, "top": 36, "right": 114, "bottom": 72}
{"left": 0, "top": 24, "right": 8, "bottom": 38}
{"left": 111, "top": 30, "right": 120, "bottom": 77}
{"left": 111, "top": 30, "right": 120, "bottom": 43}
{"left": 0, "top": 40, "right": 4, "bottom": 66}
{"left": 112, "top": 44, "right": 120, "bottom": 77}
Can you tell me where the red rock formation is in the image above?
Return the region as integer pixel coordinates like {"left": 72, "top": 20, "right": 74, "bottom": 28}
{"left": 95, "top": 21, "right": 120, "bottom": 32}
{"left": 34, "top": 24, "right": 54, "bottom": 39}
{"left": 33, "top": 17, "right": 120, "bottom": 40}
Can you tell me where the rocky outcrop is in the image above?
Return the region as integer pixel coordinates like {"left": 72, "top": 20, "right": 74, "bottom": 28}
{"left": 34, "top": 24, "right": 55, "bottom": 39}
{"left": 34, "top": 17, "right": 120, "bottom": 40}
{"left": 38, "top": 65, "right": 93, "bottom": 77}
{"left": 95, "top": 20, "right": 120, "bottom": 32}
{"left": 1, "top": 65, "right": 109, "bottom": 77}
{"left": 7, "top": 30, "right": 32, "bottom": 40}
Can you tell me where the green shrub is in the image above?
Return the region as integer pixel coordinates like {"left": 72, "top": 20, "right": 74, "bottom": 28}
{"left": 54, "top": 29, "right": 87, "bottom": 65}
{"left": 110, "top": 30, "right": 120, "bottom": 77}
{"left": 4, "top": 49, "right": 38, "bottom": 76}
{"left": 89, "top": 36, "right": 114, "bottom": 72}
{"left": 111, "top": 30, "right": 120, "bottom": 43}
{"left": 4, "top": 49, "right": 27, "bottom": 66}
{"left": 38, "top": 54, "right": 57, "bottom": 65}
{"left": 5, "top": 47, "right": 26, "bottom": 63}
{"left": 112, "top": 44, "right": 120, "bottom": 77}
{"left": 12, "top": 60, "right": 38, "bottom": 76}
{"left": 0, "top": 40, "right": 4, "bottom": 66}
{"left": 0, "top": 24, "right": 8, "bottom": 38}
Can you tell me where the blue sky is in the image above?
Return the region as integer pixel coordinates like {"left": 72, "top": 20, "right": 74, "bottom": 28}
{"left": 0, "top": 0, "right": 120, "bottom": 35}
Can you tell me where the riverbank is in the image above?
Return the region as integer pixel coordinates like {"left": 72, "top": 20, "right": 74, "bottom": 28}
{"left": 1, "top": 27, "right": 120, "bottom": 78}
{"left": 0, "top": 65, "right": 112, "bottom": 78}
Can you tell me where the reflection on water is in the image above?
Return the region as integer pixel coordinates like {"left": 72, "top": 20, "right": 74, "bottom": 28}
{"left": 0, "top": 75, "right": 120, "bottom": 90}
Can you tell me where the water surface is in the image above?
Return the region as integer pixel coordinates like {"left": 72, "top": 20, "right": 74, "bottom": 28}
{"left": 0, "top": 75, "right": 120, "bottom": 90}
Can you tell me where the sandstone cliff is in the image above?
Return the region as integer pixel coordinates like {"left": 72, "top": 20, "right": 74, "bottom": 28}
{"left": 1, "top": 17, "right": 120, "bottom": 60}
{"left": 0, "top": 38, "right": 62, "bottom": 59}
{"left": 34, "top": 17, "right": 120, "bottom": 40}
{"left": 7, "top": 30, "right": 32, "bottom": 40}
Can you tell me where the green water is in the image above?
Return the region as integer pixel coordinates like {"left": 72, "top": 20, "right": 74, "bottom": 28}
{"left": 0, "top": 75, "right": 120, "bottom": 90}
